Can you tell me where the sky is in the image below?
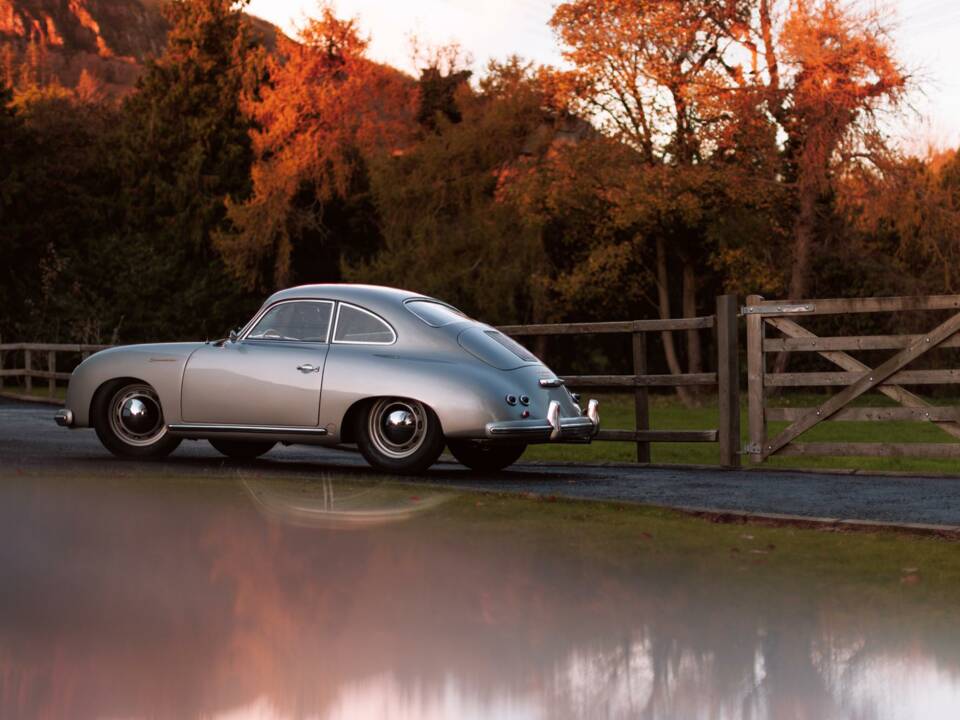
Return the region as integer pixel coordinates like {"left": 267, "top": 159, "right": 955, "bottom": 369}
{"left": 245, "top": 0, "right": 960, "bottom": 151}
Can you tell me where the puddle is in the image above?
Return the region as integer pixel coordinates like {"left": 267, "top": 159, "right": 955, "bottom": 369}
{"left": 0, "top": 472, "right": 958, "bottom": 719}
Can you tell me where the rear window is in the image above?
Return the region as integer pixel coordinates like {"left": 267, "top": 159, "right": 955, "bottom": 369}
{"left": 484, "top": 330, "right": 539, "bottom": 362}
{"left": 406, "top": 300, "right": 467, "bottom": 327}
{"left": 458, "top": 327, "right": 540, "bottom": 370}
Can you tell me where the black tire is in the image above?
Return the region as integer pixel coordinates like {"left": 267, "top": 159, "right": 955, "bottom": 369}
{"left": 92, "top": 379, "right": 181, "bottom": 459}
{"left": 355, "top": 398, "right": 444, "bottom": 475}
{"left": 448, "top": 440, "right": 526, "bottom": 472}
{"left": 209, "top": 439, "right": 275, "bottom": 460}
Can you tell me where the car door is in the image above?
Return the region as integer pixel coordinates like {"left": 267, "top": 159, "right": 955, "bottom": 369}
{"left": 181, "top": 300, "right": 334, "bottom": 427}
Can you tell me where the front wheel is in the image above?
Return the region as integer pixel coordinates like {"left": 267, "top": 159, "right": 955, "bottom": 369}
{"left": 448, "top": 440, "right": 526, "bottom": 472}
{"left": 209, "top": 439, "right": 275, "bottom": 460}
{"left": 93, "top": 380, "right": 181, "bottom": 459}
{"left": 356, "top": 398, "right": 444, "bottom": 475}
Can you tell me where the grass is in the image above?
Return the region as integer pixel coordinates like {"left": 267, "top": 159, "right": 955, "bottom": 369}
{"left": 0, "top": 384, "right": 66, "bottom": 401}
{"left": 524, "top": 392, "right": 960, "bottom": 474}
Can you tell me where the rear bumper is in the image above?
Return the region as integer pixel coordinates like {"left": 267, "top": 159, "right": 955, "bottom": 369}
{"left": 485, "top": 399, "right": 599, "bottom": 443}
{"left": 54, "top": 409, "right": 74, "bottom": 427}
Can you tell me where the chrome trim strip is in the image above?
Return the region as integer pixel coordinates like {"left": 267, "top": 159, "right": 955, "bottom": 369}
{"left": 538, "top": 377, "right": 564, "bottom": 388}
{"left": 331, "top": 302, "right": 398, "bottom": 346}
{"left": 240, "top": 299, "right": 335, "bottom": 343}
{"left": 168, "top": 424, "right": 328, "bottom": 436}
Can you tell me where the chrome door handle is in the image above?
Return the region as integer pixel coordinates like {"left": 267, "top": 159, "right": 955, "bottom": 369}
{"left": 297, "top": 364, "right": 320, "bottom": 373}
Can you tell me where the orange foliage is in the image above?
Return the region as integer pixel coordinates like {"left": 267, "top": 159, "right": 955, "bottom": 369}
{"left": 218, "top": 7, "right": 418, "bottom": 290}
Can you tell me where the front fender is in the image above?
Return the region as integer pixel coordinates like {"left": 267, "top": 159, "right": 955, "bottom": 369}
{"left": 65, "top": 343, "right": 204, "bottom": 427}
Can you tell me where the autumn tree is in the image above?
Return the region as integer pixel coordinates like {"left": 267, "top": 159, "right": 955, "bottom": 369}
{"left": 116, "top": 0, "right": 263, "bottom": 338}
{"left": 548, "top": 0, "right": 764, "bottom": 401}
{"left": 347, "top": 59, "right": 551, "bottom": 324}
{"left": 838, "top": 148, "right": 960, "bottom": 296}
{"left": 0, "top": 82, "right": 32, "bottom": 339}
{"left": 218, "top": 7, "right": 417, "bottom": 291}
{"left": 734, "top": 0, "right": 907, "bottom": 300}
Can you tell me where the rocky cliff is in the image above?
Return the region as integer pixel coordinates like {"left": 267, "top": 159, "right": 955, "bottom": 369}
{"left": 0, "top": 0, "right": 279, "bottom": 93}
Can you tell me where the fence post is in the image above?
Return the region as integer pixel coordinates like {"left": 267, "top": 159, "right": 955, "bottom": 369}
{"left": 716, "top": 295, "right": 741, "bottom": 468}
{"left": 632, "top": 329, "right": 651, "bottom": 463}
{"left": 48, "top": 350, "right": 56, "bottom": 398}
{"left": 24, "top": 349, "right": 32, "bottom": 394}
{"left": 745, "top": 294, "right": 765, "bottom": 464}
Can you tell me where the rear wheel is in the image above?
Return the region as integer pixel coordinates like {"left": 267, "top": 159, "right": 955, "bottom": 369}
{"left": 209, "top": 439, "right": 275, "bottom": 460}
{"left": 93, "top": 380, "right": 181, "bottom": 459}
{"left": 448, "top": 440, "right": 526, "bottom": 472}
{"left": 356, "top": 398, "right": 444, "bottom": 475}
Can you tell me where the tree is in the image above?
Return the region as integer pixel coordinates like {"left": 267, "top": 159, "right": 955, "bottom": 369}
{"left": 739, "top": 0, "right": 907, "bottom": 300}
{"left": 548, "top": 0, "right": 762, "bottom": 402}
{"left": 116, "top": 0, "right": 264, "bottom": 339}
{"left": 838, "top": 148, "right": 960, "bottom": 297}
{"left": 0, "top": 82, "right": 33, "bottom": 340}
{"left": 347, "top": 59, "right": 550, "bottom": 324}
{"left": 218, "top": 7, "right": 417, "bottom": 291}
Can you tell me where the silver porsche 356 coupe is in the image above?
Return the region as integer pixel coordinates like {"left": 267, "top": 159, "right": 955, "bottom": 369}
{"left": 54, "top": 284, "right": 599, "bottom": 474}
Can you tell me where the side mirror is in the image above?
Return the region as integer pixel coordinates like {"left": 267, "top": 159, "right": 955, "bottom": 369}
{"left": 228, "top": 329, "right": 239, "bottom": 343}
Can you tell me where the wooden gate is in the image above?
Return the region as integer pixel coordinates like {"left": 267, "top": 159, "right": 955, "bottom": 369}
{"left": 743, "top": 294, "right": 960, "bottom": 462}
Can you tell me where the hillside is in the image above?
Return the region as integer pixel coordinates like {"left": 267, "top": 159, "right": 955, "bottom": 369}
{"left": 0, "top": 0, "right": 281, "bottom": 93}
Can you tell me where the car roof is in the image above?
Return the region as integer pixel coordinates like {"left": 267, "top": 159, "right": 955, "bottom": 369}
{"left": 262, "top": 284, "right": 448, "bottom": 317}
{"left": 266, "top": 284, "right": 415, "bottom": 304}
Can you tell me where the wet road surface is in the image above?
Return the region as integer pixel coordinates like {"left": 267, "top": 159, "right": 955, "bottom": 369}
{"left": 3, "top": 398, "right": 960, "bottom": 526}
{"left": 1, "top": 456, "right": 960, "bottom": 719}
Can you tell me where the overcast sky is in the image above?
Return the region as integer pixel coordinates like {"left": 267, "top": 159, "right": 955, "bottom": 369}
{"left": 245, "top": 0, "right": 960, "bottom": 151}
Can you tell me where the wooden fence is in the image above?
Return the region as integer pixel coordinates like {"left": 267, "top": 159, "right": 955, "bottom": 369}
{"left": 744, "top": 294, "right": 960, "bottom": 461}
{"left": 500, "top": 294, "right": 741, "bottom": 468}
{"left": 0, "top": 296, "right": 742, "bottom": 468}
{"left": 0, "top": 343, "right": 110, "bottom": 401}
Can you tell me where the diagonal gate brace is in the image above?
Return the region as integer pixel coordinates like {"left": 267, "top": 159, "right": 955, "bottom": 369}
{"left": 762, "top": 310, "right": 960, "bottom": 458}
{"left": 766, "top": 318, "right": 960, "bottom": 441}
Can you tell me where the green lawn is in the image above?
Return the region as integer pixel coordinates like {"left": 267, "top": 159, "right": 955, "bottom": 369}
{"left": 524, "top": 392, "right": 960, "bottom": 474}
{"left": 0, "top": 384, "right": 66, "bottom": 402}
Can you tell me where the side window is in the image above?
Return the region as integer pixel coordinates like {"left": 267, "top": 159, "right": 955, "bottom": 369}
{"left": 333, "top": 304, "right": 396, "bottom": 344}
{"left": 246, "top": 301, "right": 333, "bottom": 342}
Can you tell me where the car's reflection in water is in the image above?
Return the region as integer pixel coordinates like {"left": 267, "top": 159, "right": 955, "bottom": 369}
{"left": 0, "top": 473, "right": 958, "bottom": 720}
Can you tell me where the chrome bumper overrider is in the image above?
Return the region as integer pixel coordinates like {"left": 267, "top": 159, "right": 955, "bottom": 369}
{"left": 54, "top": 409, "right": 73, "bottom": 427}
{"left": 485, "top": 399, "right": 599, "bottom": 443}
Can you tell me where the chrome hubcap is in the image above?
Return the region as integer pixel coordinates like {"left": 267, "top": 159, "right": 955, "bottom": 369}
{"left": 369, "top": 399, "right": 427, "bottom": 459}
{"left": 109, "top": 385, "right": 166, "bottom": 447}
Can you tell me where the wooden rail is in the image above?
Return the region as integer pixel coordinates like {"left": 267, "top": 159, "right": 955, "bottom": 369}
{"left": 0, "top": 343, "right": 110, "bottom": 401}
{"left": 500, "top": 295, "right": 741, "bottom": 468}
